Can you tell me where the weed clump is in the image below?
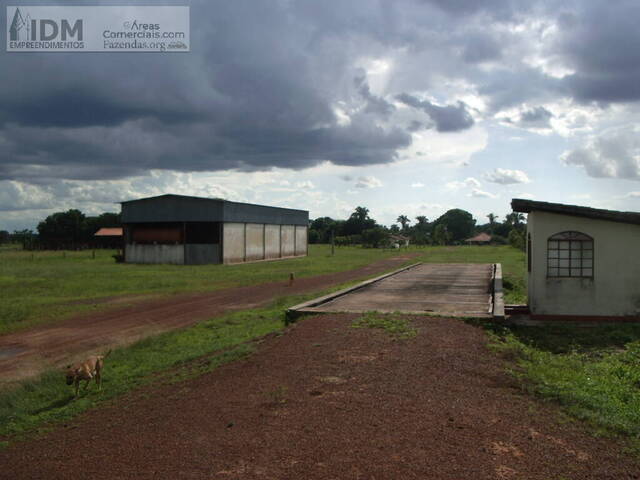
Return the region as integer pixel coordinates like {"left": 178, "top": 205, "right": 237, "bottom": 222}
{"left": 351, "top": 312, "right": 417, "bottom": 340}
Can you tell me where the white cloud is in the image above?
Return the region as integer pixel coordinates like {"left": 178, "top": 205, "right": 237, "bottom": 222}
{"left": 355, "top": 176, "right": 383, "bottom": 189}
{"left": 561, "top": 126, "right": 640, "bottom": 180}
{"left": 445, "top": 177, "right": 482, "bottom": 191}
{"left": 411, "top": 182, "right": 425, "bottom": 188}
{"left": 470, "top": 188, "right": 498, "bottom": 199}
{"left": 484, "top": 168, "right": 531, "bottom": 185}
{"left": 296, "top": 181, "right": 315, "bottom": 189}
{"left": 624, "top": 192, "right": 640, "bottom": 198}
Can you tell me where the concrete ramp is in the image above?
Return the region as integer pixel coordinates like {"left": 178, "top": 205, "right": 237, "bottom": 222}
{"left": 288, "top": 263, "right": 497, "bottom": 319}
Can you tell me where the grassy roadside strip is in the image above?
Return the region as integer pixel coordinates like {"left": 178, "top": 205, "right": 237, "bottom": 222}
{"left": 487, "top": 324, "right": 640, "bottom": 449}
{"left": 0, "top": 245, "right": 403, "bottom": 335}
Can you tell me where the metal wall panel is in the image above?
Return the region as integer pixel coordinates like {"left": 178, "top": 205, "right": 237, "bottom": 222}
{"left": 185, "top": 244, "right": 220, "bottom": 265}
{"left": 245, "top": 223, "right": 265, "bottom": 261}
{"left": 281, "top": 225, "right": 295, "bottom": 257}
{"left": 223, "top": 223, "right": 245, "bottom": 263}
{"left": 125, "top": 244, "right": 184, "bottom": 264}
{"left": 295, "top": 225, "right": 307, "bottom": 256}
{"left": 264, "top": 224, "right": 281, "bottom": 259}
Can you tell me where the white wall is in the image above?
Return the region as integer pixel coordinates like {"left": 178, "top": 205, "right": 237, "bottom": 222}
{"left": 295, "top": 225, "right": 307, "bottom": 256}
{"left": 528, "top": 211, "right": 640, "bottom": 317}
{"left": 223, "top": 223, "right": 245, "bottom": 263}
{"left": 245, "top": 223, "right": 265, "bottom": 261}
{"left": 264, "top": 224, "right": 281, "bottom": 259}
{"left": 281, "top": 225, "right": 295, "bottom": 257}
{"left": 223, "top": 223, "right": 306, "bottom": 264}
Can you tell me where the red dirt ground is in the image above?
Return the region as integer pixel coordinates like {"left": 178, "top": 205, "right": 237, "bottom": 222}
{"left": 0, "top": 255, "right": 417, "bottom": 384}
{"left": 2, "top": 314, "right": 638, "bottom": 479}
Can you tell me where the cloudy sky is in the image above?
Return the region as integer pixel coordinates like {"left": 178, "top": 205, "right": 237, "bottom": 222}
{"left": 2, "top": 0, "right": 640, "bottom": 231}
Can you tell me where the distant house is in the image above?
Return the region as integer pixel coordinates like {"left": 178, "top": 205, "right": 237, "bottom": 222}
{"left": 389, "top": 234, "right": 410, "bottom": 248}
{"left": 94, "top": 227, "right": 123, "bottom": 249}
{"left": 512, "top": 198, "right": 640, "bottom": 320}
{"left": 465, "top": 232, "right": 492, "bottom": 245}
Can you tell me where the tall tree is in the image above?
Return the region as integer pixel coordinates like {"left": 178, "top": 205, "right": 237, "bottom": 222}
{"left": 505, "top": 212, "right": 526, "bottom": 230}
{"left": 344, "top": 206, "right": 376, "bottom": 236}
{"left": 396, "top": 215, "right": 410, "bottom": 231}
{"left": 486, "top": 213, "right": 498, "bottom": 233}
{"left": 433, "top": 209, "right": 475, "bottom": 242}
{"left": 433, "top": 224, "right": 451, "bottom": 246}
{"left": 37, "top": 209, "right": 89, "bottom": 247}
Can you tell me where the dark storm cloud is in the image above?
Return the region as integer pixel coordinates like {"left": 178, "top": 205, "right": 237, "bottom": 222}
{"left": 459, "top": 32, "right": 502, "bottom": 64}
{"left": 517, "top": 106, "right": 553, "bottom": 129}
{"left": 354, "top": 74, "right": 396, "bottom": 117}
{"left": 396, "top": 93, "right": 474, "bottom": 132}
{"left": 555, "top": 0, "right": 640, "bottom": 103}
{"left": 0, "top": 0, "right": 417, "bottom": 182}
{"left": 3, "top": 0, "right": 640, "bottom": 186}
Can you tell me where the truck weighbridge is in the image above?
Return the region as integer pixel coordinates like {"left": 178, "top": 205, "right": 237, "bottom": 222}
{"left": 121, "top": 194, "right": 308, "bottom": 265}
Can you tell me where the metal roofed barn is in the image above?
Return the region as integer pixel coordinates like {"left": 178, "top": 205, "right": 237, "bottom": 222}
{"left": 120, "top": 194, "right": 308, "bottom": 265}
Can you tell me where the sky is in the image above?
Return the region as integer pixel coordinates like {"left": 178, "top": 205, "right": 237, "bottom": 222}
{"left": 2, "top": 0, "right": 640, "bottom": 231}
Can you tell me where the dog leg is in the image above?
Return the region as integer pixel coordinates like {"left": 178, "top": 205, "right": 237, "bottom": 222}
{"left": 96, "top": 371, "right": 101, "bottom": 391}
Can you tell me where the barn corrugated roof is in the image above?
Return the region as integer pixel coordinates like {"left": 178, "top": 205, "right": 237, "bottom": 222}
{"left": 120, "top": 194, "right": 308, "bottom": 225}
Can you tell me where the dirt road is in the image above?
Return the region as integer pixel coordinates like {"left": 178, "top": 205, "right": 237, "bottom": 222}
{"left": 0, "top": 255, "right": 417, "bottom": 384}
{"left": 1, "top": 314, "right": 637, "bottom": 479}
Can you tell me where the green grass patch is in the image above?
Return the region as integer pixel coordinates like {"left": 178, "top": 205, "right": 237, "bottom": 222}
{"left": 352, "top": 312, "right": 418, "bottom": 340}
{"left": 0, "top": 245, "right": 404, "bottom": 334}
{"left": 489, "top": 325, "right": 640, "bottom": 441}
{"left": 0, "top": 244, "right": 525, "bottom": 334}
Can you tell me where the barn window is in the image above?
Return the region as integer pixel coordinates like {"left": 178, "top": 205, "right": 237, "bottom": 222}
{"left": 547, "top": 231, "right": 593, "bottom": 278}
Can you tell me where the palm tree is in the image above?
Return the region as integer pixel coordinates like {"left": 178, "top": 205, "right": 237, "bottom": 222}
{"left": 505, "top": 212, "right": 525, "bottom": 228}
{"left": 351, "top": 206, "right": 370, "bottom": 222}
{"left": 486, "top": 213, "right": 498, "bottom": 233}
{"left": 397, "top": 215, "right": 410, "bottom": 231}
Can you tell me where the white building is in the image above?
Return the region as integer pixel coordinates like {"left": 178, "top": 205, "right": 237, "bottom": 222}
{"left": 512, "top": 199, "right": 640, "bottom": 320}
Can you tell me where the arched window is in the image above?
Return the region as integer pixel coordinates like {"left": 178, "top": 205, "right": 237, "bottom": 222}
{"left": 547, "top": 231, "right": 593, "bottom": 278}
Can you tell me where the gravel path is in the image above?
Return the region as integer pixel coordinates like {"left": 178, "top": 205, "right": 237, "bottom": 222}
{"left": 2, "top": 314, "right": 638, "bottom": 479}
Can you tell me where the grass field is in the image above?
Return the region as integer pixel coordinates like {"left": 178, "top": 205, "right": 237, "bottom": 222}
{"left": 489, "top": 323, "right": 640, "bottom": 447}
{"left": 0, "top": 244, "right": 525, "bottom": 334}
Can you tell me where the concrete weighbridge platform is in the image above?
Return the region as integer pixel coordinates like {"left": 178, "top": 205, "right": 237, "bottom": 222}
{"left": 287, "top": 263, "right": 504, "bottom": 320}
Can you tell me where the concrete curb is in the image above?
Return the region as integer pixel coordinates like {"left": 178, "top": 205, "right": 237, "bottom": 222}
{"left": 492, "top": 263, "right": 505, "bottom": 321}
{"left": 285, "top": 262, "right": 423, "bottom": 323}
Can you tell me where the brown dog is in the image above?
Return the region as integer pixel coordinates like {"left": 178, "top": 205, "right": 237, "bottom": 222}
{"left": 65, "top": 350, "right": 111, "bottom": 398}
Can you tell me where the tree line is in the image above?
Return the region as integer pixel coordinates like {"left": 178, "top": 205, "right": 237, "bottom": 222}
{"left": 1, "top": 210, "right": 121, "bottom": 250}
{"left": 0, "top": 205, "right": 526, "bottom": 250}
{"left": 309, "top": 206, "right": 526, "bottom": 249}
